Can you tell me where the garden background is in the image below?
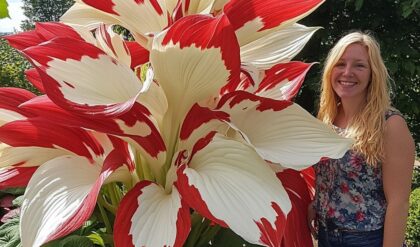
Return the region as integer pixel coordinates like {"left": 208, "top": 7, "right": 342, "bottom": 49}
{"left": 0, "top": 0, "right": 419, "bottom": 246}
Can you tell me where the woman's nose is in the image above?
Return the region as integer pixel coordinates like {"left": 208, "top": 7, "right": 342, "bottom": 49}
{"left": 342, "top": 64, "right": 353, "bottom": 76}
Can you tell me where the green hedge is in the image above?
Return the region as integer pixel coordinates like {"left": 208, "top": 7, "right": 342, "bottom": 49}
{"left": 0, "top": 39, "right": 36, "bottom": 93}
{"left": 406, "top": 183, "right": 420, "bottom": 246}
{"left": 412, "top": 166, "right": 420, "bottom": 190}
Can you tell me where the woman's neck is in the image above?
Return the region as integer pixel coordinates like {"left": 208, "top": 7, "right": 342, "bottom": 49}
{"left": 335, "top": 98, "right": 366, "bottom": 128}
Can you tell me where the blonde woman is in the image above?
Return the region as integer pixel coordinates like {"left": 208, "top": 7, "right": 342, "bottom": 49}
{"left": 307, "top": 31, "right": 415, "bottom": 246}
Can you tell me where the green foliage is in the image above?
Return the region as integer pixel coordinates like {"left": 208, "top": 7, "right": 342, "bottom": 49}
{"left": 112, "top": 25, "right": 134, "bottom": 41}
{"left": 86, "top": 232, "right": 106, "bottom": 247}
{"left": 210, "top": 228, "right": 261, "bottom": 247}
{"left": 0, "top": 39, "right": 37, "bottom": 93}
{"left": 295, "top": 0, "right": 420, "bottom": 153}
{"left": 400, "top": 0, "right": 420, "bottom": 18}
{"left": 0, "top": 0, "right": 9, "bottom": 18}
{"left": 406, "top": 188, "right": 420, "bottom": 246}
{"left": 20, "top": 0, "right": 73, "bottom": 31}
{"left": 43, "top": 235, "right": 94, "bottom": 247}
{"left": 184, "top": 213, "right": 221, "bottom": 247}
{"left": 184, "top": 213, "right": 262, "bottom": 247}
{"left": 0, "top": 217, "right": 20, "bottom": 247}
{"left": 0, "top": 188, "right": 25, "bottom": 196}
{"left": 412, "top": 166, "right": 420, "bottom": 190}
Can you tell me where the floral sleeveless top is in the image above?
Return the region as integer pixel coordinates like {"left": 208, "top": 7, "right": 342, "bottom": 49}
{"left": 314, "top": 109, "right": 402, "bottom": 231}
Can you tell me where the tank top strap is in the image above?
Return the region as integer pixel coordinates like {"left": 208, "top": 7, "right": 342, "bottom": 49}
{"left": 385, "top": 108, "right": 403, "bottom": 120}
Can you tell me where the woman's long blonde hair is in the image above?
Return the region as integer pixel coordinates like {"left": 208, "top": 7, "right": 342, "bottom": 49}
{"left": 318, "top": 31, "right": 391, "bottom": 165}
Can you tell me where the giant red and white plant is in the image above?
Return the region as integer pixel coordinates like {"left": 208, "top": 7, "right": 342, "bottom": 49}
{"left": 0, "top": 0, "right": 352, "bottom": 246}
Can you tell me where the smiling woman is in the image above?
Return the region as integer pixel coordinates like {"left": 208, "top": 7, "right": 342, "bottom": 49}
{"left": 308, "top": 31, "right": 415, "bottom": 247}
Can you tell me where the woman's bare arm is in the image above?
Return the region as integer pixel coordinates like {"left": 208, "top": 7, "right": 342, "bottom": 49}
{"left": 382, "top": 115, "right": 415, "bottom": 246}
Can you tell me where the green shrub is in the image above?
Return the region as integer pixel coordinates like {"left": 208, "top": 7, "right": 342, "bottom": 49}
{"left": 412, "top": 166, "right": 420, "bottom": 190}
{"left": 406, "top": 188, "right": 420, "bottom": 246}
{"left": 0, "top": 39, "right": 36, "bottom": 93}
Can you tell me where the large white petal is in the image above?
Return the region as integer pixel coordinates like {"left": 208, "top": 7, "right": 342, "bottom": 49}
{"left": 20, "top": 147, "right": 130, "bottom": 247}
{"left": 164, "top": 0, "right": 179, "bottom": 15}
{"left": 0, "top": 146, "right": 69, "bottom": 168}
{"left": 78, "top": 0, "right": 169, "bottom": 48}
{"left": 150, "top": 14, "right": 239, "bottom": 150}
{"left": 178, "top": 104, "right": 230, "bottom": 152}
{"left": 0, "top": 109, "right": 26, "bottom": 126}
{"left": 20, "top": 156, "right": 101, "bottom": 247}
{"left": 24, "top": 38, "right": 143, "bottom": 117}
{"left": 212, "top": 0, "right": 229, "bottom": 12}
{"left": 136, "top": 70, "right": 168, "bottom": 125}
{"left": 218, "top": 92, "right": 353, "bottom": 169}
{"left": 182, "top": 0, "right": 214, "bottom": 15}
{"left": 240, "top": 24, "right": 320, "bottom": 70}
{"left": 151, "top": 24, "right": 235, "bottom": 119}
{"left": 114, "top": 181, "right": 190, "bottom": 247}
{"left": 61, "top": 3, "right": 120, "bottom": 30}
{"left": 95, "top": 24, "right": 131, "bottom": 67}
{"left": 224, "top": 0, "right": 323, "bottom": 47}
{"left": 255, "top": 62, "right": 314, "bottom": 100}
{"left": 176, "top": 134, "right": 291, "bottom": 246}
{"left": 44, "top": 55, "right": 139, "bottom": 107}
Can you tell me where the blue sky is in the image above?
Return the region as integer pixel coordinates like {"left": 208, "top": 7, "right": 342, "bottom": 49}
{"left": 0, "top": 0, "right": 25, "bottom": 33}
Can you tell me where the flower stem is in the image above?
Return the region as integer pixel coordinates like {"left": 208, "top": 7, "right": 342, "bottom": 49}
{"left": 97, "top": 199, "right": 113, "bottom": 234}
{"left": 106, "top": 183, "right": 119, "bottom": 206}
{"left": 184, "top": 213, "right": 207, "bottom": 247}
{"left": 98, "top": 195, "right": 117, "bottom": 214}
{"left": 196, "top": 224, "right": 221, "bottom": 246}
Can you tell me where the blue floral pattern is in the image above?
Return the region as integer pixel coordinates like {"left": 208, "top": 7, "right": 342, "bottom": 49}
{"left": 314, "top": 109, "right": 402, "bottom": 231}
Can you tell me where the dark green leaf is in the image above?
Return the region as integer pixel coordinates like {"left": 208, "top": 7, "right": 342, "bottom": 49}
{"left": 387, "top": 61, "right": 399, "bottom": 75}
{"left": 43, "top": 235, "right": 96, "bottom": 247}
{"left": 1, "top": 188, "right": 25, "bottom": 196}
{"left": 211, "top": 228, "right": 262, "bottom": 247}
{"left": 42, "top": 240, "right": 61, "bottom": 247}
{"left": 59, "top": 235, "right": 93, "bottom": 247}
{"left": 355, "top": 0, "right": 364, "bottom": 11}
{"left": 404, "top": 61, "right": 416, "bottom": 76}
{"left": 184, "top": 213, "right": 208, "bottom": 247}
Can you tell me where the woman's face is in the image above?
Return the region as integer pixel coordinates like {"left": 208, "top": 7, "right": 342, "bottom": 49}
{"left": 331, "top": 43, "right": 371, "bottom": 102}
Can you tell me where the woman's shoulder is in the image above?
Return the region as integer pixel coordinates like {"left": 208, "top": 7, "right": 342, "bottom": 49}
{"left": 385, "top": 107, "right": 403, "bottom": 120}
{"left": 383, "top": 107, "right": 413, "bottom": 150}
{"left": 384, "top": 107, "right": 409, "bottom": 134}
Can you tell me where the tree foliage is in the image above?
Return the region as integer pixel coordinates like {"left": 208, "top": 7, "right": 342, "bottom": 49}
{"left": 0, "top": 39, "right": 36, "bottom": 93}
{"left": 295, "top": 0, "right": 420, "bottom": 152}
{"left": 20, "top": 0, "right": 73, "bottom": 31}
